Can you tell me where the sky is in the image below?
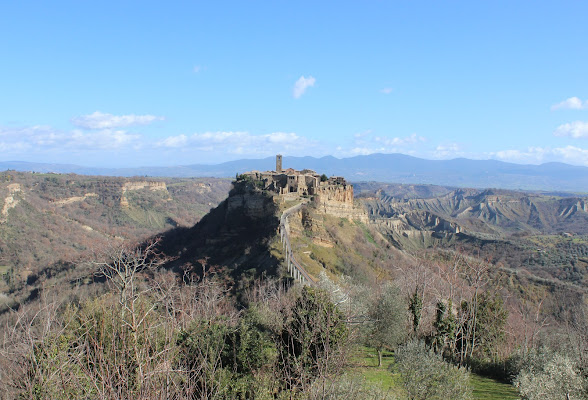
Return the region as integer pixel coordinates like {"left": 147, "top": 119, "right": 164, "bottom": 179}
{"left": 1, "top": 1, "right": 588, "bottom": 168}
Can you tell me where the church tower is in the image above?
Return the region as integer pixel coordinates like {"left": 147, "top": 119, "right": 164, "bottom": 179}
{"left": 276, "top": 154, "right": 282, "bottom": 173}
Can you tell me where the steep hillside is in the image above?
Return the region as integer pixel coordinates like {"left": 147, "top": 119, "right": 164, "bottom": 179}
{"left": 0, "top": 171, "right": 231, "bottom": 294}
{"left": 155, "top": 179, "right": 283, "bottom": 292}
{"left": 254, "top": 188, "right": 586, "bottom": 334}
{"left": 359, "top": 185, "right": 588, "bottom": 288}
{"left": 364, "top": 187, "right": 588, "bottom": 236}
{"left": 286, "top": 200, "right": 409, "bottom": 285}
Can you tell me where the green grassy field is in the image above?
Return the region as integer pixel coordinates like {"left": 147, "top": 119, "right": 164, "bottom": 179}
{"left": 351, "top": 347, "right": 520, "bottom": 400}
{"left": 350, "top": 348, "right": 405, "bottom": 398}
{"left": 470, "top": 375, "right": 519, "bottom": 400}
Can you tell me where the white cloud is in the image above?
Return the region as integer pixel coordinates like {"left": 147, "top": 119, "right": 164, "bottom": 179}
{"left": 490, "top": 145, "right": 588, "bottom": 166}
{"left": 293, "top": 76, "right": 316, "bottom": 99}
{"left": 380, "top": 87, "right": 393, "bottom": 94}
{"left": 551, "top": 146, "right": 588, "bottom": 165}
{"left": 492, "top": 148, "right": 545, "bottom": 164}
{"left": 433, "top": 143, "right": 464, "bottom": 158}
{"left": 373, "top": 133, "right": 426, "bottom": 146}
{"left": 0, "top": 125, "right": 140, "bottom": 152}
{"left": 157, "top": 131, "right": 317, "bottom": 156}
{"left": 354, "top": 130, "right": 372, "bottom": 138}
{"left": 71, "top": 111, "right": 164, "bottom": 130}
{"left": 159, "top": 134, "right": 188, "bottom": 148}
{"left": 349, "top": 147, "right": 377, "bottom": 156}
{"left": 266, "top": 132, "right": 300, "bottom": 144}
{"left": 554, "top": 121, "right": 588, "bottom": 138}
{"left": 67, "top": 129, "right": 140, "bottom": 150}
{"left": 335, "top": 132, "right": 428, "bottom": 158}
{"left": 551, "top": 97, "right": 587, "bottom": 110}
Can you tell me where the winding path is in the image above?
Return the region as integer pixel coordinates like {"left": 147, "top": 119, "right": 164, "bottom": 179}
{"left": 279, "top": 199, "right": 315, "bottom": 285}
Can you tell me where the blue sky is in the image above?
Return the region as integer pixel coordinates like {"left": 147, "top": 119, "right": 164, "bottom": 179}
{"left": 1, "top": 1, "right": 588, "bottom": 167}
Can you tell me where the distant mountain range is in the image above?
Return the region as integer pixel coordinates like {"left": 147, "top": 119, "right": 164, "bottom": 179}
{"left": 2, "top": 154, "right": 588, "bottom": 192}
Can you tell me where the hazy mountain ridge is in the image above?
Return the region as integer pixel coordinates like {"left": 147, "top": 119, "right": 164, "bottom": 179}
{"left": 3, "top": 153, "right": 588, "bottom": 192}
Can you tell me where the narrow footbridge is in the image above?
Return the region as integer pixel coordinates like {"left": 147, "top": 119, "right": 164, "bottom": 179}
{"left": 279, "top": 200, "right": 315, "bottom": 286}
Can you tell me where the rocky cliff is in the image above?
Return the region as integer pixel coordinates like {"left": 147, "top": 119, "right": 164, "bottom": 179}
{"left": 315, "top": 184, "right": 368, "bottom": 222}
{"left": 363, "top": 188, "right": 588, "bottom": 236}
{"left": 0, "top": 183, "right": 22, "bottom": 223}
{"left": 120, "top": 181, "right": 171, "bottom": 207}
{"left": 227, "top": 192, "right": 276, "bottom": 219}
{"left": 155, "top": 180, "right": 281, "bottom": 286}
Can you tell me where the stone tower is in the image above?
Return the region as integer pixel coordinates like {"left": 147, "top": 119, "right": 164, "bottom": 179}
{"left": 276, "top": 154, "right": 282, "bottom": 173}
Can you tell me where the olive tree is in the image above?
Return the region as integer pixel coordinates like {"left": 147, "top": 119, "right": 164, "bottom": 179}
{"left": 395, "top": 340, "right": 471, "bottom": 400}
{"left": 514, "top": 349, "right": 585, "bottom": 400}
{"left": 365, "top": 284, "right": 408, "bottom": 367}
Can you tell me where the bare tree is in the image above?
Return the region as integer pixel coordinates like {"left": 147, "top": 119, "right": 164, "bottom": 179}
{"left": 90, "top": 239, "right": 170, "bottom": 396}
{"left": 0, "top": 287, "right": 89, "bottom": 399}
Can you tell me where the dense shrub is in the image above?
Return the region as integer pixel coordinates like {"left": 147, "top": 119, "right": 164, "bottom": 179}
{"left": 514, "top": 348, "right": 586, "bottom": 400}
{"left": 395, "top": 340, "right": 472, "bottom": 400}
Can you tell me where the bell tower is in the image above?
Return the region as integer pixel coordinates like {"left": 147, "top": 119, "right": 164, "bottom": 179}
{"left": 276, "top": 154, "right": 282, "bottom": 173}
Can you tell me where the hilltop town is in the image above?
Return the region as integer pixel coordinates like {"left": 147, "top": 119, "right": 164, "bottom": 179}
{"left": 238, "top": 154, "right": 360, "bottom": 220}
{"left": 241, "top": 154, "right": 348, "bottom": 196}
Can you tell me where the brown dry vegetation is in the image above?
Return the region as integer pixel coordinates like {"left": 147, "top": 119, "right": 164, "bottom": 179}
{"left": 0, "top": 171, "right": 231, "bottom": 313}
{"left": 0, "top": 176, "right": 586, "bottom": 398}
{"left": 284, "top": 198, "right": 586, "bottom": 383}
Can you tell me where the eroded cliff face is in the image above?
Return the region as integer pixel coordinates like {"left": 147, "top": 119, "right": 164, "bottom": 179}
{"left": 51, "top": 193, "right": 98, "bottom": 206}
{"left": 226, "top": 192, "right": 276, "bottom": 219}
{"left": 315, "top": 184, "right": 368, "bottom": 222}
{"left": 363, "top": 187, "right": 588, "bottom": 236}
{"left": 120, "top": 181, "right": 171, "bottom": 207}
{"left": 372, "top": 210, "right": 462, "bottom": 239}
{"left": 195, "top": 182, "right": 212, "bottom": 193}
{"left": 122, "top": 181, "right": 168, "bottom": 192}
{"left": 1, "top": 184, "right": 22, "bottom": 223}
{"left": 154, "top": 182, "right": 281, "bottom": 285}
{"left": 559, "top": 199, "right": 588, "bottom": 218}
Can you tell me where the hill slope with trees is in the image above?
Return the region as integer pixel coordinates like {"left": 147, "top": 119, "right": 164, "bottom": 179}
{"left": 0, "top": 171, "right": 231, "bottom": 312}
{"left": 0, "top": 175, "right": 586, "bottom": 399}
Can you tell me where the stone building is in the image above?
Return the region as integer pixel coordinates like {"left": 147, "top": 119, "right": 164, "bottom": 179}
{"left": 242, "top": 155, "right": 351, "bottom": 198}
{"left": 239, "top": 155, "right": 366, "bottom": 221}
{"left": 276, "top": 154, "right": 282, "bottom": 173}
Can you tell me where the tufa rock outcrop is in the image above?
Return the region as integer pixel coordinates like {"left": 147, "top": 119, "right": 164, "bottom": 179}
{"left": 120, "top": 181, "right": 171, "bottom": 207}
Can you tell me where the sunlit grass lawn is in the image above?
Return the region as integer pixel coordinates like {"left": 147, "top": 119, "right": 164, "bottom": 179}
{"left": 349, "top": 347, "right": 404, "bottom": 397}
{"left": 350, "top": 346, "right": 520, "bottom": 400}
{"left": 470, "top": 375, "right": 519, "bottom": 400}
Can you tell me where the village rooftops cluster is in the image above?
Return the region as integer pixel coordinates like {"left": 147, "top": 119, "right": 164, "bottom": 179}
{"left": 240, "top": 155, "right": 348, "bottom": 197}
